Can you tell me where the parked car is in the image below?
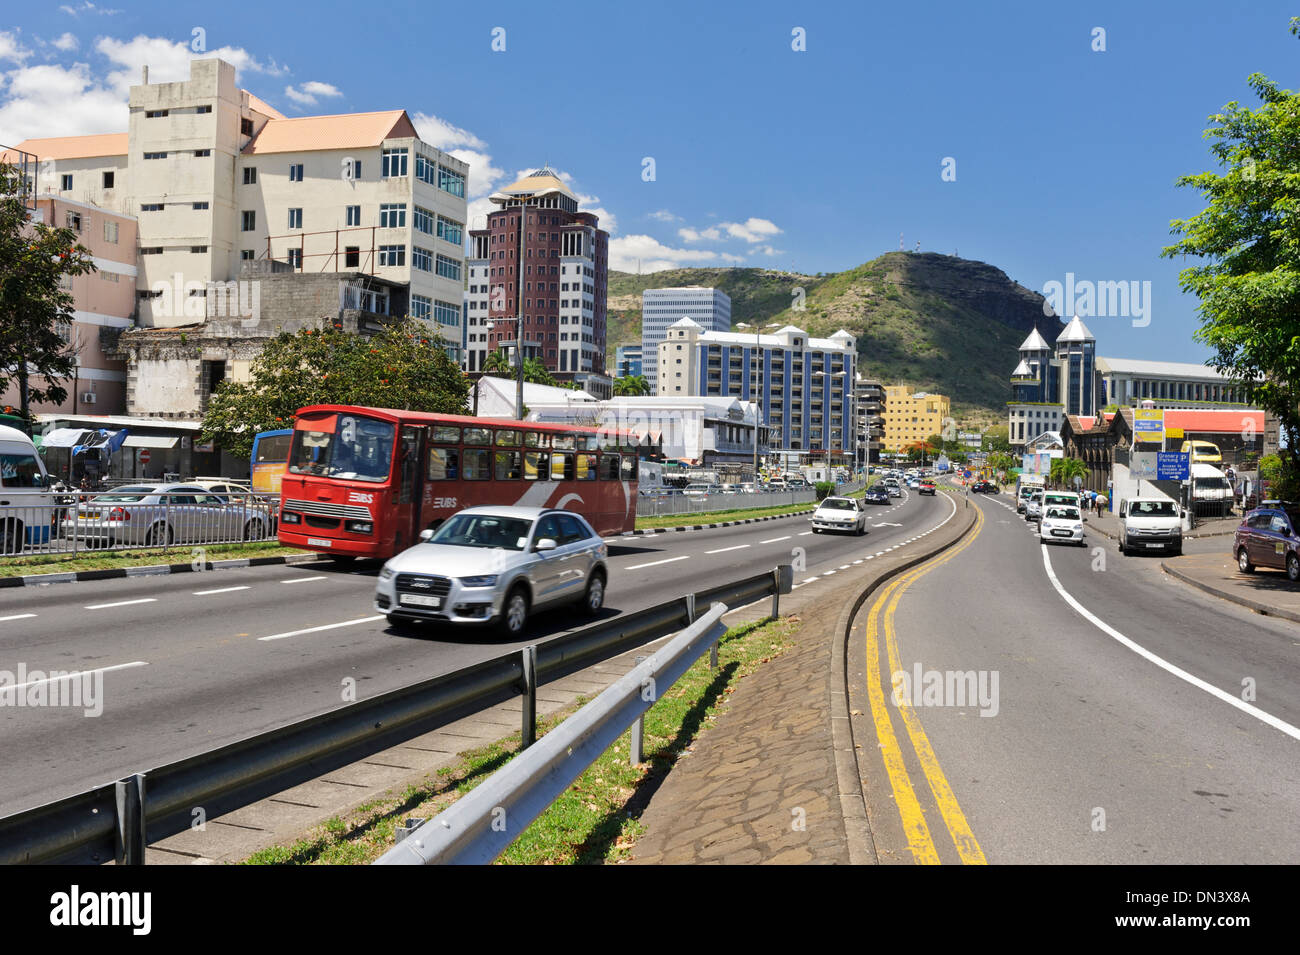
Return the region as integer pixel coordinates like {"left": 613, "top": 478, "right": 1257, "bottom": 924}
{"left": 1039, "top": 503, "right": 1085, "bottom": 546}
{"left": 682, "top": 483, "right": 717, "bottom": 497}
{"left": 919, "top": 481, "right": 936, "bottom": 495}
{"left": 810, "top": 496, "right": 866, "bottom": 535}
{"left": 375, "top": 506, "right": 608, "bottom": 636}
{"left": 864, "top": 487, "right": 890, "bottom": 505}
{"left": 61, "top": 483, "right": 266, "bottom": 547}
{"left": 1234, "top": 504, "right": 1300, "bottom": 581}
{"left": 1118, "top": 497, "right": 1183, "bottom": 556}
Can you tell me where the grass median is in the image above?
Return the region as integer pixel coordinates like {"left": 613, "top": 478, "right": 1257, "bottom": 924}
{"left": 0, "top": 540, "right": 312, "bottom": 577}
{"left": 242, "top": 613, "right": 800, "bottom": 866}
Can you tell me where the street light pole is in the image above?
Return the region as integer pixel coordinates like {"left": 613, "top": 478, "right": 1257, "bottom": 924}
{"left": 737, "top": 321, "right": 778, "bottom": 484}
{"left": 515, "top": 203, "right": 526, "bottom": 420}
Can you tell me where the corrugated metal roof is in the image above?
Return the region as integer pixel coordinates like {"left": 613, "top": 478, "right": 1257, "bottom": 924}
{"left": 242, "top": 110, "right": 417, "bottom": 154}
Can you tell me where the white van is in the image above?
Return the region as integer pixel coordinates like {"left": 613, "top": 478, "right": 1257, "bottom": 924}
{"left": 1188, "top": 463, "right": 1231, "bottom": 516}
{"left": 0, "top": 424, "right": 55, "bottom": 554}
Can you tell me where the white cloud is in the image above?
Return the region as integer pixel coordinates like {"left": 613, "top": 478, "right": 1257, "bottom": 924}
{"left": 95, "top": 35, "right": 286, "bottom": 95}
{"left": 720, "top": 253, "right": 747, "bottom": 264}
{"left": 756, "top": 245, "right": 784, "bottom": 256}
{"left": 678, "top": 226, "right": 721, "bottom": 242}
{"left": 52, "top": 33, "right": 79, "bottom": 52}
{"left": 0, "top": 31, "right": 31, "bottom": 64}
{"left": 648, "top": 209, "right": 679, "bottom": 222}
{"left": 410, "top": 111, "right": 485, "bottom": 151}
{"left": 609, "top": 234, "right": 726, "bottom": 273}
{"left": 721, "top": 217, "right": 782, "bottom": 243}
{"left": 283, "top": 80, "right": 342, "bottom": 106}
{"left": 59, "top": 2, "right": 121, "bottom": 15}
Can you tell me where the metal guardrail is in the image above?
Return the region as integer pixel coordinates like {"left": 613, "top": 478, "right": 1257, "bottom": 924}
{"left": 635, "top": 479, "right": 865, "bottom": 518}
{"left": 0, "top": 491, "right": 279, "bottom": 558}
{"left": 0, "top": 564, "right": 792, "bottom": 865}
{"left": 375, "top": 603, "right": 732, "bottom": 865}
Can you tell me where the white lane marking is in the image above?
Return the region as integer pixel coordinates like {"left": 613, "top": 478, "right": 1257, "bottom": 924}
{"left": 0, "top": 613, "right": 36, "bottom": 622}
{"left": 1040, "top": 546, "right": 1300, "bottom": 742}
{"left": 853, "top": 559, "right": 864, "bottom": 564}
{"left": 802, "top": 577, "right": 819, "bottom": 584}
{"left": 0, "top": 660, "right": 148, "bottom": 696}
{"left": 798, "top": 531, "right": 813, "bottom": 536}
{"left": 822, "top": 571, "right": 836, "bottom": 576}
{"left": 259, "top": 615, "right": 385, "bottom": 642}
{"left": 280, "top": 575, "right": 327, "bottom": 584}
{"left": 705, "top": 545, "right": 750, "bottom": 555}
{"left": 84, "top": 598, "right": 156, "bottom": 610}
{"left": 192, "top": 585, "right": 250, "bottom": 596}
{"left": 760, "top": 535, "right": 792, "bottom": 544}
{"left": 625, "top": 555, "right": 691, "bottom": 570}
{"left": 839, "top": 564, "right": 851, "bottom": 570}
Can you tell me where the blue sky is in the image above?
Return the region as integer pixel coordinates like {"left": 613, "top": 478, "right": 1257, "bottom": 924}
{"left": 1, "top": 0, "right": 1296, "bottom": 365}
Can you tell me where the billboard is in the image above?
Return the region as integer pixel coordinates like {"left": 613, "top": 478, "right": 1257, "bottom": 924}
{"left": 1134, "top": 409, "right": 1164, "bottom": 445}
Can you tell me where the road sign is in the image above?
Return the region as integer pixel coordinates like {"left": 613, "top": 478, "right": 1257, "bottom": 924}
{"left": 1134, "top": 409, "right": 1164, "bottom": 445}
{"left": 963, "top": 469, "right": 972, "bottom": 478}
{"left": 1156, "top": 451, "right": 1190, "bottom": 481}
{"left": 139, "top": 449, "right": 151, "bottom": 464}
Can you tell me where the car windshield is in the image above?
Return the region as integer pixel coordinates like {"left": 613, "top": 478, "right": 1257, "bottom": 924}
{"left": 821, "top": 499, "right": 856, "bottom": 510}
{"left": 91, "top": 486, "right": 159, "bottom": 502}
{"left": 427, "top": 513, "right": 533, "bottom": 550}
{"left": 288, "top": 414, "right": 394, "bottom": 483}
{"left": 1131, "top": 501, "right": 1175, "bottom": 516}
{"left": 1047, "top": 507, "right": 1080, "bottom": 520}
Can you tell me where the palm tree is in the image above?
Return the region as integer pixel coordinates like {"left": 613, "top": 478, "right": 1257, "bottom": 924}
{"left": 481, "top": 349, "right": 512, "bottom": 376}
{"left": 613, "top": 374, "right": 650, "bottom": 396}
{"left": 1050, "top": 456, "right": 1089, "bottom": 489}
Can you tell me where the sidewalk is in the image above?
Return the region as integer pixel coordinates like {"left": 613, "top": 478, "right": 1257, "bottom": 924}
{"left": 628, "top": 493, "right": 977, "bottom": 865}
{"left": 1085, "top": 508, "right": 1239, "bottom": 542}
{"left": 1161, "top": 552, "right": 1300, "bottom": 625}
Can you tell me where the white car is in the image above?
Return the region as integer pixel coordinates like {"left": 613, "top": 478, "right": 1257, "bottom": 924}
{"left": 1039, "top": 504, "right": 1085, "bottom": 546}
{"left": 1024, "top": 489, "right": 1045, "bottom": 522}
{"left": 810, "top": 496, "right": 866, "bottom": 535}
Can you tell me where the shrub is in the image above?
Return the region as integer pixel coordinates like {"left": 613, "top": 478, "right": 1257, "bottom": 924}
{"left": 815, "top": 481, "right": 835, "bottom": 500}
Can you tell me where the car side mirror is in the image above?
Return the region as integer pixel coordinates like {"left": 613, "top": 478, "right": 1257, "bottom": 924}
{"left": 418, "top": 528, "right": 435, "bottom": 542}
{"left": 534, "top": 537, "right": 558, "bottom": 552}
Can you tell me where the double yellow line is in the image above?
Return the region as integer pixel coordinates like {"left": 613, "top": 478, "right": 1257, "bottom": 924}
{"left": 862, "top": 500, "right": 987, "bottom": 864}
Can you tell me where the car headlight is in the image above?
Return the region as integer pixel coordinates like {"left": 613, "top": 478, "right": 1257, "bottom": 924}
{"left": 460, "top": 575, "right": 499, "bottom": 587}
{"left": 1073, "top": 524, "right": 1083, "bottom": 531}
{"left": 379, "top": 566, "right": 394, "bottom": 581}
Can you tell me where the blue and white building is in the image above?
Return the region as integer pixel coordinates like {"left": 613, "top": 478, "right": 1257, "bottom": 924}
{"left": 641, "top": 287, "right": 730, "bottom": 394}
{"left": 615, "top": 343, "right": 643, "bottom": 379}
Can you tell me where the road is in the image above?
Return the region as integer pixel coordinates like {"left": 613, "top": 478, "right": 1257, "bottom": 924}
{"left": 851, "top": 483, "right": 1300, "bottom": 864}
{"left": 0, "top": 489, "right": 946, "bottom": 817}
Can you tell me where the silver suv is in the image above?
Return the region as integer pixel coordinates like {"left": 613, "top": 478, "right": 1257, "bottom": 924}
{"left": 374, "top": 506, "right": 609, "bottom": 636}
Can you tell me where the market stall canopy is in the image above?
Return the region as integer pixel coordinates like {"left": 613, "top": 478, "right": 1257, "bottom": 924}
{"left": 39, "top": 428, "right": 92, "bottom": 449}
{"left": 122, "top": 434, "right": 180, "bottom": 449}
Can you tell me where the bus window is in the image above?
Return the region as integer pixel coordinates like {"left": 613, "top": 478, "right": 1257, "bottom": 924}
{"left": 431, "top": 426, "right": 460, "bottom": 444}
{"left": 288, "top": 414, "right": 394, "bottom": 483}
{"left": 428, "top": 447, "right": 459, "bottom": 480}
{"left": 576, "top": 453, "right": 596, "bottom": 480}
{"left": 397, "top": 428, "right": 419, "bottom": 504}
{"left": 552, "top": 434, "right": 575, "bottom": 451}
{"left": 600, "top": 454, "right": 620, "bottom": 480}
{"left": 551, "top": 452, "right": 574, "bottom": 481}
{"left": 621, "top": 456, "right": 638, "bottom": 481}
{"left": 464, "top": 427, "right": 491, "bottom": 446}
{"left": 463, "top": 448, "right": 491, "bottom": 479}
{"left": 495, "top": 450, "right": 523, "bottom": 480}
{"left": 523, "top": 451, "right": 549, "bottom": 480}
{"left": 495, "top": 429, "right": 520, "bottom": 447}
{"left": 524, "top": 431, "right": 549, "bottom": 448}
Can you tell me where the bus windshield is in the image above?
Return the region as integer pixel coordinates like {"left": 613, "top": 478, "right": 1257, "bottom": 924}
{"left": 288, "top": 414, "right": 395, "bottom": 483}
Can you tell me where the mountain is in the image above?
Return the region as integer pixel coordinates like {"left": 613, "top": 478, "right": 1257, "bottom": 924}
{"left": 606, "top": 252, "right": 1064, "bottom": 414}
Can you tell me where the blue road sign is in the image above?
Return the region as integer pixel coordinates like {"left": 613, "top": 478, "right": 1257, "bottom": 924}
{"left": 1156, "top": 451, "right": 1190, "bottom": 481}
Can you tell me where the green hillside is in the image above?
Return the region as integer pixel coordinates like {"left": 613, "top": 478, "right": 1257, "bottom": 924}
{"left": 606, "top": 252, "right": 1063, "bottom": 414}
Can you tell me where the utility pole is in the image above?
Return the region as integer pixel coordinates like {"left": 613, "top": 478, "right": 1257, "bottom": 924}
{"left": 515, "top": 202, "right": 525, "bottom": 420}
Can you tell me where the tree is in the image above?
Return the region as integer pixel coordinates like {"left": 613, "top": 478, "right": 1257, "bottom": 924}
{"left": 613, "top": 374, "right": 650, "bottom": 396}
{"left": 1050, "top": 456, "right": 1088, "bottom": 489}
{"left": 481, "top": 349, "right": 512, "bottom": 376}
{"left": 1162, "top": 27, "right": 1300, "bottom": 474}
{"left": 0, "top": 162, "right": 97, "bottom": 419}
{"left": 200, "top": 321, "right": 469, "bottom": 457}
{"left": 982, "top": 425, "right": 1011, "bottom": 453}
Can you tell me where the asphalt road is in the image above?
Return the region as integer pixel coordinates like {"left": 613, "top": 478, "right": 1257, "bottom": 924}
{"left": 0, "top": 489, "right": 948, "bottom": 817}
{"left": 854, "top": 484, "right": 1300, "bottom": 864}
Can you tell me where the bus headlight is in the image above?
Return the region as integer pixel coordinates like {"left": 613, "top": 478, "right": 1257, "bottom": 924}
{"left": 346, "top": 520, "right": 373, "bottom": 534}
{"left": 281, "top": 511, "right": 301, "bottom": 524}
{"left": 460, "top": 575, "right": 498, "bottom": 588}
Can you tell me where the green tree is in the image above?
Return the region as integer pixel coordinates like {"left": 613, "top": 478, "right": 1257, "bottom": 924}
{"left": 982, "top": 425, "right": 1011, "bottom": 453}
{"left": 613, "top": 374, "right": 650, "bottom": 396}
{"left": 0, "top": 162, "right": 97, "bottom": 419}
{"left": 1162, "top": 28, "right": 1300, "bottom": 471}
{"left": 1050, "top": 456, "right": 1089, "bottom": 488}
{"left": 481, "top": 349, "right": 512, "bottom": 375}
{"left": 200, "top": 321, "right": 469, "bottom": 457}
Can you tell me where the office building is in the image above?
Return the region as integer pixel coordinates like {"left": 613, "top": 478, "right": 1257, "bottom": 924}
{"left": 882, "top": 385, "right": 950, "bottom": 452}
{"left": 641, "top": 287, "right": 730, "bottom": 393}
{"left": 615, "top": 344, "right": 643, "bottom": 379}
{"left": 855, "top": 375, "right": 885, "bottom": 465}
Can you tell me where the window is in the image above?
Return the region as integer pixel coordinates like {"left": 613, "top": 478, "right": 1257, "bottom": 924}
{"left": 344, "top": 246, "right": 360, "bottom": 268}
{"left": 438, "top": 165, "right": 465, "bottom": 197}
{"left": 0, "top": 453, "right": 44, "bottom": 488}
{"left": 434, "top": 300, "right": 460, "bottom": 327}
{"left": 427, "top": 447, "right": 458, "bottom": 480}
{"left": 576, "top": 453, "right": 597, "bottom": 481}
{"left": 550, "top": 452, "right": 575, "bottom": 481}
{"left": 379, "top": 203, "right": 406, "bottom": 228}
{"left": 241, "top": 118, "right": 254, "bottom": 136}
{"left": 412, "top": 246, "right": 433, "bottom": 272}
{"left": 192, "top": 245, "right": 209, "bottom": 254}
{"left": 193, "top": 149, "right": 211, "bottom": 157}
{"left": 382, "top": 148, "right": 409, "bottom": 178}
{"left": 413, "top": 205, "right": 434, "bottom": 235}
{"left": 103, "top": 220, "right": 119, "bottom": 243}
{"left": 346, "top": 205, "right": 361, "bottom": 226}
{"left": 523, "top": 451, "right": 550, "bottom": 480}
{"left": 600, "top": 454, "right": 621, "bottom": 480}
{"left": 462, "top": 449, "right": 490, "bottom": 480}
{"left": 140, "top": 203, "right": 163, "bottom": 212}
{"left": 139, "top": 247, "right": 163, "bottom": 255}
{"left": 432, "top": 426, "right": 460, "bottom": 444}
{"left": 287, "top": 249, "right": 302, "bottom": 269}
{"left": 287, "top": 208, "right": 303, "bottom": 229}
{"left": 145, "top": 109, "right": 168, "bottom": 118}
{"left": 344, "top": 158, "right": 361, "bottom": 180}
{"left": 143, "top": 152, "right": 168, "bottom": 160}
{"left": 410, "top": 294, "right": 431, "bottom": 320}
{"left": 243, "top": 167, "right": 257, "bottom": 184}
{"left": 378, "top": 245, "right": 405, "bottom": 266}
{"left": 102, "top": 171, "right": 114, "bottom": 189}
{"left": 289, "top": 163, "right": 303, "bottom": 182}
{"left": 241, "top": 210, "right": 256, "bottom": 231}
{"left": 241, "top": 249, "right": 255, "bottom": 261}
{"left": 463, "top": 427, "right": 491, "bottom": 446}
{"left": 60, "top": 174, "right": 72, "bottom": 191}
{"left": 495, "top": 451, "right": 523, "bottom": 480}
{"left": 436, "top": 254, "right": 461, "bottom": 280}
{"left": 193, "top": 201, "right": 209, "bottom": 210}
{"left": 437, "top": 216, "right": 463, "bottom": 245}
{"left": 556, "top": 514, "right": 590, "bottom": 543}
{"left": 196, "top": 104, "right": 212, "bottom": 114}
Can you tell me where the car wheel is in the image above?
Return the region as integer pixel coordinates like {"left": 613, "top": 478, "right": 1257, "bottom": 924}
{"left": 1237, "top": 548, "right": 1254, "bottom": 574}
{"left": 498, "top": 586, "right": 529, "bottom": 637}
{"left": 146, "top": 523, "right": 173, "bottom": 547}
{"left": 582, "top": 571, "right": 606, "bottom": 615}
{"left": 1289, "top": 554, "right": 1300, "bottom": 583}
{"left": 1, "top": 519, "right": 22, "bottom": 556}
{"left": 242, "top": 519, "right": 265, "bottom": 541}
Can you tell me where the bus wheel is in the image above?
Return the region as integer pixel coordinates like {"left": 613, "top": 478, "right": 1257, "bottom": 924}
{"left": 498, "top": 586, "right": 529, "bottom": 637}
{"left": 327, "top": 554, "right": 356, "bottom": 565}
{"left": 582, "top": 571, "right": 606, "bottom": 615}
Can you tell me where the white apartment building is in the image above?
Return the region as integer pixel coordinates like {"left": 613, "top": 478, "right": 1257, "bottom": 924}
{"left": 8, "top": 57, "right": 468, "bottom": 352}
{"left": 641, "top": 287, "right": 730, "bottom": 394}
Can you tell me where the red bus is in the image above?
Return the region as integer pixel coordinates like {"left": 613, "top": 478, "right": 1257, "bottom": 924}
{"left": 277, "top": 405, "right": 639, "bottom": 560}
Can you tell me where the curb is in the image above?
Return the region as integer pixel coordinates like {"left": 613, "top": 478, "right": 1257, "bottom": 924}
{"left": 828, "top": 489, "right": 979, "bottom": 867}
{"left": 1160, "top": 560, "right": 1300, "bottom": 625}
{"left": 623, "top": 508, "right": 817, "bottom": 537}
{"left": 0, "top": 552, "right": 321, "bottom": 588}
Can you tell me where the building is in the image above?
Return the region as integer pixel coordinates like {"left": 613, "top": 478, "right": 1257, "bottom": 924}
{"left": 883, "top": 385, "right": 950, "bottom": 452}
{"left": 615, "top": 344, "right": 643, "bottom": 379}
{"left": 471, "top": 374, "right": 597, "bottom": 419}
{"left": 0, "top": 192, "right": 137, "bottom": 415}
{"left": 463, "top": 166, "right": 608, "bottom": 387}
{"left": 657, "top": 318, "right": 856, "bottom": 462}
{"left": 854, "top": 375, "right": 885, "bottom": 466}
{"left": 641, "top": 287, "right": 730, "bottom": 394}
{"left": 1096, "top": 357, "right": 1253, "bottom": 408}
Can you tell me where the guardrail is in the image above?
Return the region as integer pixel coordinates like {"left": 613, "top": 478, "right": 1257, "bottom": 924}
{"left": 0, "top": 491, "right": 279, "bottom": 558}
{"left": 635, "top": 479, "right": 865, "bottom": 518}
{"left": 0, "top": 563, "right": 792, "bottom": 865}
{"left": 375, "top": 603, "right": 732, "bottom": 865}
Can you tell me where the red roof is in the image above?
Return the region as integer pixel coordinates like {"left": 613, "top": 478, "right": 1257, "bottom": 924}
{"left": 1165, "top": 409, "right": 1263, "bottom": 433}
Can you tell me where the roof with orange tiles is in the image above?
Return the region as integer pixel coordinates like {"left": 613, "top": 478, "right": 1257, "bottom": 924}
{"left": 242, "top": 109, "right": 417, "bottom": 154}
{"left": 243, "top": 90, "right": 285, "bottom": 120}
{"left": 2, "top": 133, "right": 128, "bottom": 163}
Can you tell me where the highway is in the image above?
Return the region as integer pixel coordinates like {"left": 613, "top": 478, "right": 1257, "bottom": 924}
{"left": 0, "top": 489, "right": 947, "bottom": 817}
{"left": 851, "top": 484, "right": 1300, "bottom": 864}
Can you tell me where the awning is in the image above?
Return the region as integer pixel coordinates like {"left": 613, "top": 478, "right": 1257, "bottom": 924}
{"left": 39, "top": 428, "right": 91, "bottom": 449}
{"left": 122, "top": 435, "right": 180, "bottom": 450}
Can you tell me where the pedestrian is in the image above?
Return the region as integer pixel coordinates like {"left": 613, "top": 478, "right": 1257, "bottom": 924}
{"left": 1095, "top": 493, "right": 1107, "bottom": 516}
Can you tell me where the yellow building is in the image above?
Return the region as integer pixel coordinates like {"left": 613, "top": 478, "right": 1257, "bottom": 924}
{"left": 883, "top": 385, "right": 950, "bottom": 451}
